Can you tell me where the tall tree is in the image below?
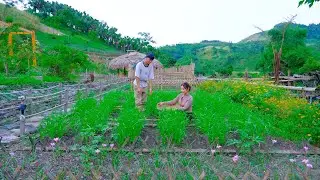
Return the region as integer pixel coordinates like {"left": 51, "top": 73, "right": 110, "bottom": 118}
{"left": 258, "top": 26, "right": 312, "bottom": 79}
{"left": 256, "top": 15, "right": 296, "bottom": 84}
{"left": 299, "top": 0, "right": 319, "bottom": 7}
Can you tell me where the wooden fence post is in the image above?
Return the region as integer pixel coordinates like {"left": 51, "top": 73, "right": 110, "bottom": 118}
{"left": 85, "top": 84, "right": 89, "bottom": 97}
{"left": 59, "top": 83, "right": 63, "bottom": 105}
{"left": 64, "top": 89, "right": 69, "bottom": 113}
{"left": 99, "top": 81, "right": 103, "bottom": 101}
{"left": 19, "top": 114, "right": 25, "bottom": 136}
{"left": 161, "top": 75, "right": 163, "bottom": 90}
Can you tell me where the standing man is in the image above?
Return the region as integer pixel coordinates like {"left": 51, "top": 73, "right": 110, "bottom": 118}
{"left": 133, "top": 53, "right": 155, "bottom": 110}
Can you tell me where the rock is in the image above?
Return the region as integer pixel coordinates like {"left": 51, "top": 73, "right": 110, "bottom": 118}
{"left": 26, "top": 116, "right": 44, "bottom": 123}
{"left": 26, "top": 121, "right": 41, "bottom": 128}
{"left": 1, "top": 134, "right": 19, "bottom": 143}
{"left": 3, "top": 122, "right": 20, "bottom": 130}
{"left": 0, "top": 128, "right": 11, "bottom": 136}
{"left": 10, "top": 125, "right": 37, "bottom": 136}
{"left": 10, "top": 129, "right": 20, "bottom": 136}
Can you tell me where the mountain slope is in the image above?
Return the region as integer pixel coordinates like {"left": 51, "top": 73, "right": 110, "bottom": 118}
{"left": 0, "top": 3, "right": 119, "bottom": 54}
{"left": 160, "top": 23, "right": 320, "bottom": 75}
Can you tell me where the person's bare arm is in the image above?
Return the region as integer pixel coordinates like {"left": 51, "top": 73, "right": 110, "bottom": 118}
{"left": 161, "top": 94, "right": 180, "bottom": 106}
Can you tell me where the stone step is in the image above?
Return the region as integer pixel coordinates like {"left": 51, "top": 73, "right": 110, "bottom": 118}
{"left": 10, "top": 125, "right": 37, "bottom": 136}
{"left": 1, "top": 134, "right": 19, "bottom": 143}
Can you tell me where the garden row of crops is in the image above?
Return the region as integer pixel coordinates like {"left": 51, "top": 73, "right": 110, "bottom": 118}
{"left": 38, "top": 81, "right": 320, "bottom": 151}
{"left": 198, "top": 81, "right": 320, "bottom": 145}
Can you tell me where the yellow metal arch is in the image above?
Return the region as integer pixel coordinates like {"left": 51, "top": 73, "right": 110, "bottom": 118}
{"left": 8, "top": 31, "right": 37, "bottom": 66}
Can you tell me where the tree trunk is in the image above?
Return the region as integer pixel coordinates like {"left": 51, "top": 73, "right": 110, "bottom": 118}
{"left": 288, "top": 69, "right": 291, "bottom": 86}
{"left": 4, "top": 62, "right": 8, "bottom": 75}
{"left": 274, "top": 53, "right": 280, "bottom": 84}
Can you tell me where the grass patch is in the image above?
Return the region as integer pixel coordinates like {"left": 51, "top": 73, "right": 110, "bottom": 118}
{"left": 113, "top": 92, "right": 144, "bottom": 145}
{"left": 36, "top": 30, "right": 119, "bottom": 54}
{"left": 158, "top": 110, "right": 188, "bottom": 144}
{"left": 0, "top": 3, "right": 41, "bottom": 30}
{"left": 198, "top": 80, "right": 320, "bottom": 145}
{"left": 39, "top": 91, "right": 121, "bottom": 142}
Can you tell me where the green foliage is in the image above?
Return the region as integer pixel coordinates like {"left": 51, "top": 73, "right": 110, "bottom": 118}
{"left": 0, "top": 3, "right": 40, "bottom": 30}
{"left": 40, "top": 45, "right": 93, "bottom": 80}
{"left": 217, "top": 65, "right": 233, "bottom": 76}
{"left": 198, "top": 81, "right": 320, "bottom": 145}
{"left": 27, "top": 0, "right": 156, "bottom": 53}
{"left": 299, "top": 58, "right": 320, "bottom": 73}
{"left": 160, "top": 41, "right": 264, "bottom": 75}
{"left": 145, "top": 91, "right": 177, "bottom": 118}
{"left": 157, "top": 53, "right": 176, "bottom": 68}
{"left": 0, "top": 74, "right": 42, "bottom": 85}
{"left": 158, "top": 110, "right": 187, "bottom": 144}
{"left": 42, "top": 75, "right": 63, "bottom": 82}
{"left": 0, "top": 24, "right": 35, "bottom": 75}
{"left": 299, "top": 0, "right": 319, "bottom": 7}
{"left": 160, "top": 23, "right": 320, "bottom": 75}
{"left": 193, "top": 90, "right": 270, "bottom": 151}
{"left": 39, "top": 113, "right": 68, "bottom": 139}
{"left": 36, "top": 31, "right": 118, "bottom": 53}
{"left": 5, "top": 16, "right": 13, "bottom": 23}
{"left": 39, "top": 90, "right": 121, "bottom": 142}
{"left": 258, "top": 27, "right": 314, "bottom": 74}
{"left": 114, "top": 93, "right": 144, "bottom": 145}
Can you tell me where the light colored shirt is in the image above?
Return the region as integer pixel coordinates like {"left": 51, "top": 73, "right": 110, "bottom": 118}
{"left": 165, "top": 93, "right": 193, "bottom": 112}
{"left": 133, "top": 61, "right": 154, "bottom": 88}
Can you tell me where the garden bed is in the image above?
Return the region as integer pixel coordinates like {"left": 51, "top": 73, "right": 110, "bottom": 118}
{"left": 1, "top": 83, "right": 320, "bottom": 179}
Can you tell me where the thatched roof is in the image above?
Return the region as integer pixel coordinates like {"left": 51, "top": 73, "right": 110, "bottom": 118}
{"left": 108, "top": 52, "right": 163, "bottom": 69}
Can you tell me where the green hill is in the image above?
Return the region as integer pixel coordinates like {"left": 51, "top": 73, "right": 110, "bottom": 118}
{"left": 160, "top": 23, "right": 320, "bottom": 75}
{"left": 0, "top": 1, "right": 151, "bottom": 85}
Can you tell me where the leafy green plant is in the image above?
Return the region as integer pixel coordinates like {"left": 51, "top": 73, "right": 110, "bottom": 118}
{"left": 43, "top": 75, "right": 64, "bottom": 82}
{"left": 193, "top": 89, "right": 274, "bottom": 151}
{"left": 113, "top": 92, "right": 144, "bottom": 145}
{"left": 0, "top": 74, "right": 42, "bottom": 86}
{"left": 158, "top": 110, "right": 187, "bottom": 144}
{"left": 39, "top": 90, "right": 122, "bottom": 142}
{"left": 40, "top": 45, "right": 93, "bottom": 80}
{"left": 198, "top": 80, "right": 320, "bottom": 145}
{"left": 39, "top": 113, "right": 68, "bottom": 139}
{"left": 145, "top": 91, "right": 177, "bottom": 118}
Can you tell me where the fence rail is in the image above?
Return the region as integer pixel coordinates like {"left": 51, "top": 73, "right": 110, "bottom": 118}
{"left": 0, "top": 75, "right": 129, "bottom": 125}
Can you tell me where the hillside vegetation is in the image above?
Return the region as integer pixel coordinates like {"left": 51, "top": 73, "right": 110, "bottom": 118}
{"left": 160, "top": 23, "right": 320, "bottom": 76}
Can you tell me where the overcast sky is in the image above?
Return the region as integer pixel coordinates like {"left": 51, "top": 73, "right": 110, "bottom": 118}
{"left": 6, "top": 0, "right": 320, "bottom": 46}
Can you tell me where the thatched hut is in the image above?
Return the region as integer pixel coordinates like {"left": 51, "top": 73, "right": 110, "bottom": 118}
{"left": 109, "top": 52, "right": 163, "bottom": 79}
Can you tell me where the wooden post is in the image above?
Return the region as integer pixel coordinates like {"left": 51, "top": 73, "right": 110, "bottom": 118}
{"left": 85, "top": 84, "right": 89, "bottom": 97}
{"left": 161, "top": 75, "right": 163, "bottom": 90}
{"left": 19, "top": 114, "right": 25, "bottom": 136}
{"left": 287, "top": 70, "right": 292, "bottom": 86}
{"left": 99, "top": 81, "right": 103, "bottom": 101}
{"left": 78, "top": 82, "right": 81, "bottom": 92}
{"left": 28, "top": 98, "right": 33, "bottom": 115}
{"left": 59, "top": 83, "right": 63, "bottom": 105}
{"left": 64, "top": 89, "right": 69, "bottom": 113}
{"left": 31, "top": 31, "right": 37, "bottom": 66}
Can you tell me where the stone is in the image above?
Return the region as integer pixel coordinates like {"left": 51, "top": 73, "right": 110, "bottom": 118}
{"left": 1, "top": 134, "right": 19, "bottom": 143}
{"left": 3, "top": 122, "right": 20, "bottom": 130}
{"left": 26, "top": 121, "right": 41, "bottom": 128}
{"left": 26, "top": 116, "right": 44, "bottom": 123}
{"left": 10, "top": 125, "right": 37, "bottom": 136}
{"left": 0, "top": 128, "right": 11, "bottom": 136}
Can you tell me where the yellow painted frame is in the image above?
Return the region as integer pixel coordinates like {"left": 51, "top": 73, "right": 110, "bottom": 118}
{"left": 8, "top": 31, "right": 37, "bottom": 66}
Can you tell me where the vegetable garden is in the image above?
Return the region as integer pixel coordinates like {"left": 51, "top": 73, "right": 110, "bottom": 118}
{"left": 1, "top": 80, "right": 320, "bottom": 179}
